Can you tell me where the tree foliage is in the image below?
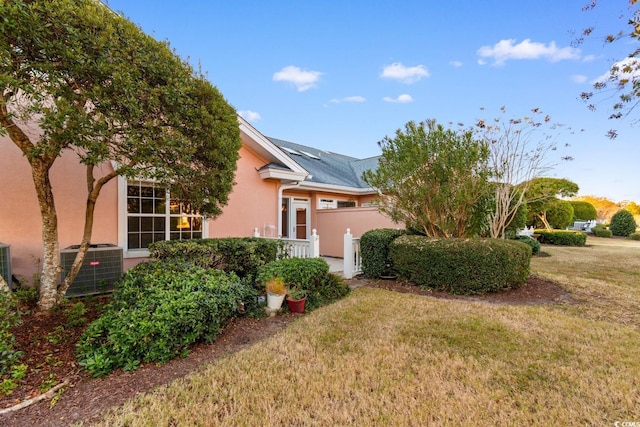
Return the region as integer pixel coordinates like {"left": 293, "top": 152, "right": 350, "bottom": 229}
{"left": 610, "top": 209, "right": 637, "bottom": 236}
{"left": 574, "top": 195, "right": 621, "bottom": 223}
{"left": 0, "top": 0, "right": 241, "bottom": 310}
{"left": 472, "top": 107, "right": 562, "bottom": 238}
{"left": 524, "top": 178, "right": 579, "bottom": 230}
{"left": 546, "top": 200, "right": 575, "bottom": 229}
{"left": 578, "top": 1, "right": 640, "bottom": 135}
{"left": 570, "top": 200, "right": 598, "bottom": 221}
{"left": 363, "top": 119, "right": 491, "bottom": 238}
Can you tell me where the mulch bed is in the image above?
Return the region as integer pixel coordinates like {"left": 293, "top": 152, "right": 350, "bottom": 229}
{"left": 1, "top": 275, "right": 571, "bottom": 427}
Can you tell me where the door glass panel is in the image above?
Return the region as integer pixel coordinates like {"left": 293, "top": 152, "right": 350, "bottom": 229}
{"left": 296, "top": 207, "right": 307, "bottom": 239}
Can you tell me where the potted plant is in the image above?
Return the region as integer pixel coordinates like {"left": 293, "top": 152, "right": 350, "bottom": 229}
{"left": 286, "top": 288, "right": 307, "bottom": 313}
{"left": 265, "top": 277, "right": 287, "bottom": 311}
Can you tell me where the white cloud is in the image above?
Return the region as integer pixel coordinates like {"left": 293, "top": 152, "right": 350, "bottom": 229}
{"left": 570, "top": 74, "right": 588, "bottom": 84}
{"left": 582, "top": 54, "right": 597, "bottom": 62}
{"left": 477, "top": 39, "right": 580, "bottom": 66}
{"left": 380, "top": 62, "right": 430, "bottom": 84}
{"left": 450, "top": 60, "right": 463, "bottom": 68}
{"left": 238, "top": 110, "right": 261, "bottom": 122}
{"left": 273, "top": 65, "right": 322, "bottom": 91}
{"left": 330, "top": 96, "right": 366, "bottom": 103}
{"left": 593, "top": 57, "right": 640, "bottom": 84}
{"left": 383, "top": 94, "right": 413, "bottom": 103}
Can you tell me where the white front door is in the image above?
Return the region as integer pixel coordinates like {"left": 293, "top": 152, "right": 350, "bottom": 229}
{"left": 291, "top": 199, "right": 310, "bottom": 239}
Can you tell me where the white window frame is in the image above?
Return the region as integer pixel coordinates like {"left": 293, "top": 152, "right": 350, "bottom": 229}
{"left": 316, "top": 196, "right": 358, "bottom": 210}
{"left": 117, "top": 176, "right": 209, "bottom": 258}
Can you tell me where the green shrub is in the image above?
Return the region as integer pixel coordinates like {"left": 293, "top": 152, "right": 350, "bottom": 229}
{"left": 389, "top": 236, "right": 531, "bottom": 295}
{"left": 515, "top": 235, "right": 540, "bottom": 255}
{"left": 535, "top": 230, "right": 587, "bottom": 246}
{"left": 629, "top": 232, "right": 640, "bottom": 241}
{"left": 256, "top": 258, "right": 349, "bottom": 310}
{"left": 610, "top": 209, "right": 637, "bottom": 237}
{"left": 547, "top": 200, "right": 574, "bottom": 229}
{"left": 0, "top": 292, "right": 24, "bottom": 395}
{"left": 591, "top": 225, "right": 612, "bottom": 238}
{"left": 570, "top": 200, "right": 597, "bottom": 221}
{"left": 77, "top": 261, "right": 257, "bottom": 377}
{"left": 149, "top": 238, "right": 284, "bottom": 282}
{"left": 360, "top": 228, "right": 405, "bottom": 278}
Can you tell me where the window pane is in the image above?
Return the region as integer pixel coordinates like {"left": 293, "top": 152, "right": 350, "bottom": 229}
{"left": 141, "top": 199, "right": 154, "bottom": 214}
{"left": 154, "top": 198, "right": 166, "bottom": 214}
{"left": 193, "top": 232, "right": 202, "bottom": 239}
{"left": 154, "top": 232, "right": 165, "bottom": 243}
{"left": 169, "top": 217, "right": 178, "bottom": 231}
{"left": 170, "top": 232, "right": 180, "bottom": 241}
{"left": 140, "top": 186, "right": 153, "bottom": 197}
{"left": 192, "top": 217, "right": 202, "bottom": 231}
{"left": 140, "top": 233, "right": 153, "bottom": 248}
{"left": 128, "top": 233, "right": 140, "bottom": 250}
{"left": 154, "top": 217, "right": 165, "bottom": 231}
{"left": 127, "top": 184, "right": 140, "bottom": 197}
{"left": 141, "top": 217, "right": 153, "bottom": 232}
{"left": 128, "top": 217, "right": 140, "bottom": 232}
{"left": 127, "top": 197, "right": 140, "bottom": 214}
{"left": 154, "top": 187, "right": 166, "bottom": 199}
{"left": 169, "top": 201, "right": 180, "bottom": 215}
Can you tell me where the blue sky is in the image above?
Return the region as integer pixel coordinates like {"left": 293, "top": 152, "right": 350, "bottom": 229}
{"left": 106, "top": 0, "right": 639, "bottom": 202}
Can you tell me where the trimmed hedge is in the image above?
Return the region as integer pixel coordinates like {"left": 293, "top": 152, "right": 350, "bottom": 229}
{"left": 360, "top": 228, "right": 406, "bottom": 278}
{"left": 149, "top": 238, "right": 284, "bottom": 283}
{"left": 629, "top": 232, "right": 640, "bottom": 241}
{"left": 77, "top": 261, "right": 256, "bottom": 377}
{"left": 591, "top": 225, "right": 612, "bottom": 238}
{"left": 390, "top": 236, "right": 531, "bottom": 295}
{"left": 535, "top": 230, "right": 587, "bottom": 246}
{"left": 256, "top": 258, "right": 349, "bottom": 311}
{"left": 515, "top": 235, "right": 541, "bottom": 255}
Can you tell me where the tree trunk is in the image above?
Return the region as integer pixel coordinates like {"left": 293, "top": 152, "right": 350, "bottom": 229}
{"left": 31, "top": 159, "right": 61, "bottom": 312}
{"left": 56, "top": 165, "right": 117, "bottom": 300}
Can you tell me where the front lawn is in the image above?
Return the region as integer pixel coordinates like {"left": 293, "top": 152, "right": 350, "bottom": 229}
{"left": 92, "top": 236, "right": 640, "bottom": 425}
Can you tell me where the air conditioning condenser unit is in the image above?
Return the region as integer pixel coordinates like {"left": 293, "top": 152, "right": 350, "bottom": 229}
{"left": 61, "top": 244, "right": 123, "bottom": 297}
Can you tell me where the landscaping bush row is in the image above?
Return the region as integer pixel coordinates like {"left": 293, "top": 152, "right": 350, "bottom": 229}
{"left": 149, "top": 237, "right": 285, "bottom": 283}
{"left": 591, "top": 224, "right": 613, "bottom": 238}
{"left": 256, "top": 258, "right": 349, "bottom": 311}
{"left": 535, "top": 230, "right": 586, "bottom": 246}
{"left": 360, "top": 228, "right": 405, "bottom": 278}
{"left": 515, "top": 235, "right": 541, "bottom": 255}
{"left": 77, "top": 261, "right": 257, "bottom": 377}
{"left": 390, "top": 235, "right": 531, "bottom": 295}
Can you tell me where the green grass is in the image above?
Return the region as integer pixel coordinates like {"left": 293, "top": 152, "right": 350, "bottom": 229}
{"left": 91, "top": 236, "right": 640, "bottom": 426}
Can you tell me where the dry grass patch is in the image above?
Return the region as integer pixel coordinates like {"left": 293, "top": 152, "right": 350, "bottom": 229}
{"left": 93, "top": 284, "right": 640, "bottom": 426}
{"left": 531, "top": 236, "right": 640, "bottom": 327}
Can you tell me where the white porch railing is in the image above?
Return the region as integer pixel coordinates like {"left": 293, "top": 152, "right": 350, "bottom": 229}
{"left": 254, "top": 228, "right": 320, "bottom": 259}
{"left": 343, "top": 228, "right": 362, "bottom": 279}
{"left": 516, "top": 226, "right": 535, "bottom": 237}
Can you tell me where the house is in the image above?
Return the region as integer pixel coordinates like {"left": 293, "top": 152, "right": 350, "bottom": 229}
{"left": 0, "top": 116, "right": 397, "bottom": 281}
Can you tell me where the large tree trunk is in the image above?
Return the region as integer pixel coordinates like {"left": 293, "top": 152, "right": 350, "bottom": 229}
{"left": 31, "top": 159, "right": 61, "bottom": 312}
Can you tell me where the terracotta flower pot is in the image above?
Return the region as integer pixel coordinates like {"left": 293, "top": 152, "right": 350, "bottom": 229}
{"left": 286, "top": 296, "right": 306, "bottom": 313}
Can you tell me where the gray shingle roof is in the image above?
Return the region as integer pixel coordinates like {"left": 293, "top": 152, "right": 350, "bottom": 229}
{"left": 267, "top": 137, "right": 379, "bottom": 189}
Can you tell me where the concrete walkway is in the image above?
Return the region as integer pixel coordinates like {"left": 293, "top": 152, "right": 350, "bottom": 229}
{"left": 322, "top": 256, "right": 343, "bottom": 274}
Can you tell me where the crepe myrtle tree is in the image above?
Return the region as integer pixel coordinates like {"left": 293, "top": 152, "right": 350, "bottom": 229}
{"left": 577, "top": 0, "right": 640, "bottom": 138}
{"left": 363, "top": 119, "right": 491, "bottom": 238}
{"left": 471, "top": 106, "right": 570, "bottom": 238}
{"left": 0, "top": 0, "right": 241, "bottom": 311}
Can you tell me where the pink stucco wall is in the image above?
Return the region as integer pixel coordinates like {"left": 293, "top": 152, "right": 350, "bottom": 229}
{"left": 315, "top": 207, "right": 401, "bottom": 257}
{"left": 0, "top": 135, "right": 118, "bottom": 282}
{"left": 209, "top": 145, "right": 279, "bottom": 238}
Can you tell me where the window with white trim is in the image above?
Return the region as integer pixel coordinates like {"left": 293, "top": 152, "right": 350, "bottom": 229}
{"left": 126, "top": 181, "right": 202, "bottom": 250}
{"left": 317, "top": 197, "right": 357, "bottom": 209}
